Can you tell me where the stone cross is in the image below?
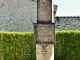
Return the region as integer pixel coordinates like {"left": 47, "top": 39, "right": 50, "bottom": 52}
{"left": 34, "top": 0, "right": 58, "bottom": 60}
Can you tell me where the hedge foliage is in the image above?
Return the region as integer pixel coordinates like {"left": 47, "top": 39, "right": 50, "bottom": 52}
{"left": 0, "top": 32, "right": 36, "bottom": 60}
{"left": 55, "top": 31, "right": 80, "bottom": 60}
{"left": 0, "top": 31, "right": 80, "bottom": 60}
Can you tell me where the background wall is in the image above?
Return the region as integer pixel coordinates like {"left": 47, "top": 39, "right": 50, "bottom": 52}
{"left": 55, "top": 16, "right": 80, "bottom": 30}
{"left": 0, "top": 0, "right": 80, "bottom": 31}
{"left": 0, "top": 0, "right": 37, "bottom": 31}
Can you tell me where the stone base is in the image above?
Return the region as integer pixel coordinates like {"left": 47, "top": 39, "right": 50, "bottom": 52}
{"left": 36, "top": 44, "right": 54, "bottom": 60}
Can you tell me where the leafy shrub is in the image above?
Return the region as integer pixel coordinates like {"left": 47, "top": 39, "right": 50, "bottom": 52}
{"left": 55, "top": 31, "right": 80, "bottom": 60}
{"left": 0, "top": 32, "right": 36, "bottom": 60}
{"left": 0, "top": 31, "right": 80, "bottom": 60}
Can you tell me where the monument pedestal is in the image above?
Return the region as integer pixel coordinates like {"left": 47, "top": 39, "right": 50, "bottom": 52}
{"left": 36, "top": 44, "right": 54, "bottom": 60}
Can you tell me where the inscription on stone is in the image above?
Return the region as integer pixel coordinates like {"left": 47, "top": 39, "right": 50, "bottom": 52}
{"left": 34, "top": 24, "right": 55, "bottom": 44}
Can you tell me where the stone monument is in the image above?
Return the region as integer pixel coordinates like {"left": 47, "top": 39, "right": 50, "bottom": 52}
{"left": 34, "top": 0, "right": 58, "bottom": 60}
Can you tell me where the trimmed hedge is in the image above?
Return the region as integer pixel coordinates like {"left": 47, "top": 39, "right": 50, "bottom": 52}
{"left": 0, "top": 31, "right": 80, "bottom": 60}
{"left": 0, "top": 32, "right": 36, "bottom": 60}
{"left": 55, "top": 31, "right": 80, "bottom": 60}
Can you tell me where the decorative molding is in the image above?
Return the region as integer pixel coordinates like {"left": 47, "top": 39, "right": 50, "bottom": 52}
{"left": 41, "top": 44, "right": 48, "bottom": 56}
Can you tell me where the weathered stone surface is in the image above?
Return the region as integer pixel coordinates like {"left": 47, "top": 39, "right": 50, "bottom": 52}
{"left": 34, "top": 23, "right": 55, "bottom": 44}
{"left": 55, "top": 17, "right": 80, "bottom": 30}
{"left": 36, "top": 44, "right": 54, "bottom": 60}
{"left": 0, "top": 0, "right": 37, "bottom": 31}
{"left": 35, "top": 0, "right": 54, "bottom": 60}
{"left": 37, "top": 0, "right": 52, "bottom": 22}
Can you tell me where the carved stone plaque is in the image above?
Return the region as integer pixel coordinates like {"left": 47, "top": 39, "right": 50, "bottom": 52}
{"left": 34, "top": 23, "right": 55, "bottom": 44}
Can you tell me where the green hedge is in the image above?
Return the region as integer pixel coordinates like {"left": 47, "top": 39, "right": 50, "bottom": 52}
{"left": 0, "top": 32, "right": 36, "bottom": 60}
{"left": 55, "top": 31, "right": 80, "bottom": 60}
{"left": 0, "top": 31, "right": 80, "bottom": 60}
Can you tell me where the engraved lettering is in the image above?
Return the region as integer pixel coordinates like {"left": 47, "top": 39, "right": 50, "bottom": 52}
{"left": 34, "top": 24, "right": 55, "bottom": 43}
{"left": 37, "top": 35, "right": 53, "bottom": 42}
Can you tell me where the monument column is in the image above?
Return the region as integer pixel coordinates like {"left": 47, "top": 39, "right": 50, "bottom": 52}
{"left": 34, "top": 0, "right": 55, "bottom": 60}
{"left": 37, "top": 0, "right": 52, "bottom": 23}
